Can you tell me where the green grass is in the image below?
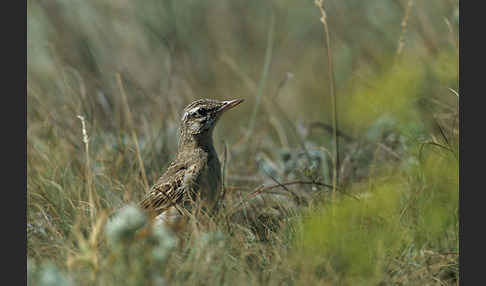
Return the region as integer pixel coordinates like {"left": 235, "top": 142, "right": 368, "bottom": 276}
{"left": 28, "top": 1, "right": 459, "bottom": 285}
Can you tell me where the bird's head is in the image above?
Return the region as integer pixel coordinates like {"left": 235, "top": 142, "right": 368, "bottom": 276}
{"left": 180, "top": 98, "right": 244, "bottom": 137}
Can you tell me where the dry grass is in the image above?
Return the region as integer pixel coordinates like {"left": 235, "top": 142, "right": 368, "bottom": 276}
{"left": 27, "top": 1, "right": 459, "bottom": 285}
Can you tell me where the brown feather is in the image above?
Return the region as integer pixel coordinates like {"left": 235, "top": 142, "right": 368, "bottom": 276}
{"left": 139, "top": 98, "right": 243, "bottom": 219}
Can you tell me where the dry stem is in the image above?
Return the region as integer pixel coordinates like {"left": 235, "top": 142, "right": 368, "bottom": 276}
{"left": 397, "top": 0, "right": 414, "bottom": 55}
{"left": 116, "top": 73, "right": 150, "bottom": 191}
{"left": 315, "top": 0, "right": 340, "bottom": 199}
{"left": 77, "top": 115, "right": 96, "bottom": 222}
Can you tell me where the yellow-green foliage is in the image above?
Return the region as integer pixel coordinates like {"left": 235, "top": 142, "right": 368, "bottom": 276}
{"left": 432, "top": 50, "right": 459, "bottom": 88}
{"left": 340, "top": 59, "right": 425, "bottom": 132}
{"left": 293, "top": 146, "right": 459, "bottom": 284}
{"left": 295, "top": 178, "right": 406, "bottom": 285}
{"left": 411, "top": 147, "right": 459, "bottom": 248}
{"left": 27, "top": 0, "right": 459, "bottom": 284}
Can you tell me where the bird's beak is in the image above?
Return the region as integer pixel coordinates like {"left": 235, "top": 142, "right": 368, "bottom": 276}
{"left": 218, "top": 98, "right": 244, "bottom": 113}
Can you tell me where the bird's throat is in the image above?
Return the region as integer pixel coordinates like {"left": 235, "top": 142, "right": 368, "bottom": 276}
{"left": 178, "top": 130, "right": 216, "bottom": 154}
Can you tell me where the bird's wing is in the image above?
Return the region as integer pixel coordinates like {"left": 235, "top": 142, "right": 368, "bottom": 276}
{"left": 139, "top": 162, "right": 186, "bottom": 214}
{"left": 139, "top": 159, "right": 204, "bottom": 216}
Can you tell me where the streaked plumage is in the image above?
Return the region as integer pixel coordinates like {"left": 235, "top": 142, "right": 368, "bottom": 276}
{"left": 140, "top": 98, "right": 244, "bottom": 219}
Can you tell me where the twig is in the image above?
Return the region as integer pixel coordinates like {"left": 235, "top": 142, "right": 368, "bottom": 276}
{"left": 448, "top": 87, "right": 459, "bottom": 97}
{"left": 262, "top": 169, "right": 302, "bottom": 204}
{"left": 418, "top": 140, "right": 456, "bottom": 163}
{"left": 229, "top": 180, "right": 360, "bottom": 215}
{"left": 433, "top": 116, "right": 450, "bottom": 147}
{"left": 251, "top": 180, "right": 348, "bottom": 197}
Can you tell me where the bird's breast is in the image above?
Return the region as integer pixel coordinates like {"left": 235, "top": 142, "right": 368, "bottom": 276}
{"left": 198, "top": 153, "right": 221, "bottom": 203}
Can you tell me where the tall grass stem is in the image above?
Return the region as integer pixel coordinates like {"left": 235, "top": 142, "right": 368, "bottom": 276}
{"left": 397, "top": 0, "right": 414, "bottom": 55}
{"left": 315, "top": 0, "right": 339, "bottom": 198}
{"left": 77, "top": 115, "right": 96, "bottom": 222}
{"left": 244, "top": 10, "right": 275, "bottom": 143}
{"left": 116, "top": 73, "right": 150, "bottom": 191}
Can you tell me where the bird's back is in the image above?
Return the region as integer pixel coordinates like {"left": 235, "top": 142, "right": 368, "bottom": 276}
{"left": 139, "top": 98, "right": 243, "bottom": 219}
{"left": 140, "top": 146, "right": 221, "bottom": 216}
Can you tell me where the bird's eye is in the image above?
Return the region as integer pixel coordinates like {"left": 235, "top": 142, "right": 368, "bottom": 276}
{"left": 196, "top": 107, "right": 208, "bottom": 117}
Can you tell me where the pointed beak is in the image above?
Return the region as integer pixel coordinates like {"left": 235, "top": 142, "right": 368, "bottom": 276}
{"left": 218, "top": 98, "right": 244, "bottom": 113}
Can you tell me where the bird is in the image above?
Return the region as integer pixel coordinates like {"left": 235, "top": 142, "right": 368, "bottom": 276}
{"left": 140, "top": 98, "right": 244, "bottom": 221}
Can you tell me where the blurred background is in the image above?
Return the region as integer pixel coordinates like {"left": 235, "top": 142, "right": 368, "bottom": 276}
{"left": 27, "top": 0, "right": 459, "bottom": 186}
{"left": 27, "top": 0, "right": 459, "bottom": 285}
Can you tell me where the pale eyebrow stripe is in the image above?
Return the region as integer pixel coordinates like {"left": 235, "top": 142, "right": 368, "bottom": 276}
{"left": 187, "top": 107, "right": 200, "bottom": 115}
{"left": 182, "top": 106, "right": 200, "bottom": 121}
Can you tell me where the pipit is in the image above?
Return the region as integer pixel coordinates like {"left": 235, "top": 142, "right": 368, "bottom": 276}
{"left": 140, "top": 98, "right": 244, "bottom": 220}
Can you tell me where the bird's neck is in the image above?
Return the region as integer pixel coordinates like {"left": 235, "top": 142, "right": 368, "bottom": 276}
{"left": 178, "top": 131, "right": 216, "bottom": 155}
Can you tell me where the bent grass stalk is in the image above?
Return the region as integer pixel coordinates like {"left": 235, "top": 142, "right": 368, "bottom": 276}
{"left": 315, "top": 0, "right": 339, "bottom": 201}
